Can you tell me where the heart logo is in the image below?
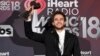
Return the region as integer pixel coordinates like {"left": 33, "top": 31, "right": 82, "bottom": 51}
{"left": 24, "top": 0, "right": 46, "bottom": 14}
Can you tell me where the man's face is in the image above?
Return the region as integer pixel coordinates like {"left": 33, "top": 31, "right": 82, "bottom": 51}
{"left": 52, "top": 14, "right": 66, "bottom": 30}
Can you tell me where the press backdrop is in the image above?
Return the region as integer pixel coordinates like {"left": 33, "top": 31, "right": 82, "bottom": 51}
{"left": 0, "top": 0, "right": 100, "bottom": 56}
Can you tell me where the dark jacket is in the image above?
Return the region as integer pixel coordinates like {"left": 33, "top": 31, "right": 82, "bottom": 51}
{"left": 24, "top": 21, "right": 81, "bottom": 56}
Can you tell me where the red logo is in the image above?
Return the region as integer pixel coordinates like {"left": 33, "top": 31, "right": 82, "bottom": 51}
{"left": 24, "top": 0, "right": 46, "bottom": 14}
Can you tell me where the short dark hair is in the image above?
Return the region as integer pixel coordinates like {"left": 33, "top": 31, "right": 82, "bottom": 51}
{"left": 44, "top": 11, "right": 66, "bottom": 30}
{"left": 51, "top": 11, "right": 66, "bottom": 23}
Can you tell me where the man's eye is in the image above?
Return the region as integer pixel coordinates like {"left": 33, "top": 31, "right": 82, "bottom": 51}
{"left": 60, "top": 18, "right": 63, "bottom": 20}
{"left": 54, "top": 18, "right": 58, "bottom": 21}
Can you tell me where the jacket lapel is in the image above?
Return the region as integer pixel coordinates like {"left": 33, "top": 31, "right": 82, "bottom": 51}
{"left": 50, "top": 29, "right": 70, "bottom": 55}
{"left": 51, "top": 29, "right": 61, "bottom": 55}
{"left": 63, "top": 31, "right": 70, "bottom": 54}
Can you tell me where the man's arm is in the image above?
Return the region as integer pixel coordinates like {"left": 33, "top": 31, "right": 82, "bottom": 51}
{"left": 73, "top": 35, "right": 81, "bottom": 56}
{"left": 23, "top": 5, "right": 45, "bottom": 43}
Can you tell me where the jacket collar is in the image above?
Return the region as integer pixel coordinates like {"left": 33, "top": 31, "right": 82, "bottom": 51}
{"left": 51, "top": 29, "right": 70, "bottom": 55}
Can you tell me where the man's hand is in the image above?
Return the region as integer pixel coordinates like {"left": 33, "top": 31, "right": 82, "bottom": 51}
{"left": 25, "top": 4, "right": 32, "bottom": 11}
{"left": 24, "top": 5, "right": 35, "bottom": 22}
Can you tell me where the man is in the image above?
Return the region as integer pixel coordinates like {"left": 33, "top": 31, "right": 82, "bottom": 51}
{"left": 24, "top": 6, "right": 81, "bottom": 56}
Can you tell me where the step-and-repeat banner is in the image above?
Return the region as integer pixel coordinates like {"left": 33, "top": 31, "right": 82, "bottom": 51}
{"left": 0, "top": 0, "right": 100, "bottom": 56}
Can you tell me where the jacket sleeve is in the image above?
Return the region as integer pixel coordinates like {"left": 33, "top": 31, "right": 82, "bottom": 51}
{"left": 73, "top": 35, "right": 81, "bottom": 56}
{"left": 24, "top": 21, "right": 45, "bottom": 43}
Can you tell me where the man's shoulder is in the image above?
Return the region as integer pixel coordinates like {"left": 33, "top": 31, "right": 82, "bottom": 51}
{"left": 42, "top": 29, "right": 52, "bottom": 35}
{"left": 65, "top": 31, "right": 78, "bottom": 39}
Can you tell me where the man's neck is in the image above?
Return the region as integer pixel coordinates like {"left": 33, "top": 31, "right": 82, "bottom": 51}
{"left": 55, "top": 28, "right": 65, "bottom": 32}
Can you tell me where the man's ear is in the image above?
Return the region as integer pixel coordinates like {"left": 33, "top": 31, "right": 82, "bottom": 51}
{"left": 52, "top": 22, "right": 54, "bottom": 26}
{"left": 64, "top": 22, "right": 66, "bottom": 25}
{"left": 64, "top": 22, "right": 66, "bottom": 27}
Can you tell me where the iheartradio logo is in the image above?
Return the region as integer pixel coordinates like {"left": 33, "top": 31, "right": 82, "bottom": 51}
{"left": 24, "top": 0, "right": 46, "bottom": 14}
